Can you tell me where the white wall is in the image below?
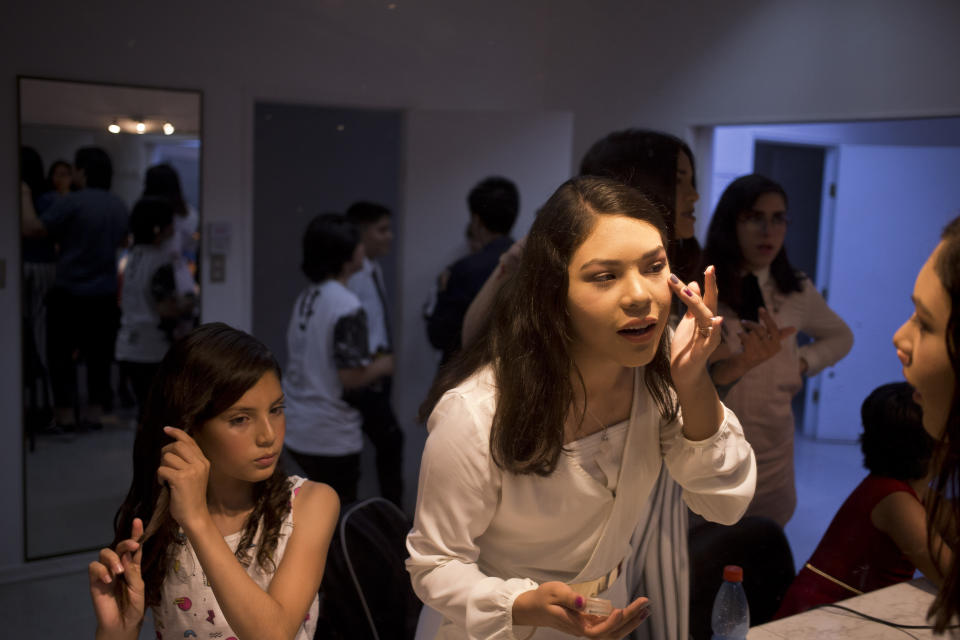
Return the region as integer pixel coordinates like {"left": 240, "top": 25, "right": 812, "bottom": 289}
{"left": 3, "top": 0, "right": 960, "bottom": 572}
{"left": 708, "top": 118, "right": 960, "bottom": 221}
{"left": 542, "top": 1, "right": 960, "bottom": 154}
{"left": 819, "top": 145, "right": 960, "bottom": 439}
{"left": 398, "top": 110, "right": 573, "bottom": 504}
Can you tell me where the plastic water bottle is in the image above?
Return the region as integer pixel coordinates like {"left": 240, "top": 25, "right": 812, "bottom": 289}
{"left": 711, "top": 565, "right": 749, "bottom": 640}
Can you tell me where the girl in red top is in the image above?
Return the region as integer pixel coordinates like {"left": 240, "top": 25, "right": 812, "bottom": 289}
{"left": 775, "top": 382, "right": 944, "bottom": 618}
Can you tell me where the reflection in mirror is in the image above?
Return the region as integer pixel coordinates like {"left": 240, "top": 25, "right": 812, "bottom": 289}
{"left": 18, "top": 77, "right": 202, "bottom": 559}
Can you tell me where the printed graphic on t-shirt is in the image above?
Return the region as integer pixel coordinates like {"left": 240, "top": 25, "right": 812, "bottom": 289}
{"left": 333, "top": 309, "right": 369, "bottom": 369}
{"left": 296, "top": 287, "right": 322, "bottom": 331}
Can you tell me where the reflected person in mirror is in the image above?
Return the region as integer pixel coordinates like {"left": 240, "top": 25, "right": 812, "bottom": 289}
{"left": 141, "top": 163, "right": 199, "bottom": 340}
{"left": 89, "top": 323, "right": 339, "bottom": 640}
{"left": 704, "top": 174, "right": 853, "bottom": 527}
{"left": 22, "top": 146, "right": 129, "bottom": 431}
{"left": 114, "top": 197, "right": 197, "bottom": 420}
{"left": 19, "top": 147, "right": 58, "bottom": 432}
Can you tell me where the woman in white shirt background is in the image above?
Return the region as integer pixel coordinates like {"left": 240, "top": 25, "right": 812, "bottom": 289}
{"left": 703, "top": 174, "right": 854, "bottom": 528}
{"left": 407, "top": 176, "right": 756, "bottom": 640}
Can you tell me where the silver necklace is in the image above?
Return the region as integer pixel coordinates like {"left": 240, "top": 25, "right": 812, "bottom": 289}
{"left": 584, "top": 406, "right": 609, "bottom": 441}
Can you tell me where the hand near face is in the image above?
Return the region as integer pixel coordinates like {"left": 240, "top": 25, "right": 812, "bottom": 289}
{"left": 157, "top": 426, "right": 211, "bottom": 531}
{"left": 513, "top": 581, "right": 651, "bottom": 639}
{"left": 669, "top": 266, "right": 723, "bottom": 387}
{"left": 89, "top": 517, "right": 145, "bottom": 634}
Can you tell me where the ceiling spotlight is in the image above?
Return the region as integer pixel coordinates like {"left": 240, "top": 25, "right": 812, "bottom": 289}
{"left": 135, "top": 121, "right": 146, "bottom": 134}
{"left": 108, "top": 121, "right": 121, "bottom": 134}
{"left": 162, "top": 122, "right": 175, "bottom": 136}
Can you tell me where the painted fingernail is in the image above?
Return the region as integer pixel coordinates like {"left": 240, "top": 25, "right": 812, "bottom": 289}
{"left": 669, "top": 274, "right": 680, "bottom": 284}
{"left": 102, "top": 574, "right": 112, "bottom": 584}
{"left": 683, "top": 287, "right": 693, "bottom": 297}
{"left": 115, "top": 563, "right": 124, "bottom": 574}
{"left": 575, "top": 596, "right": 584, "bottom": 609}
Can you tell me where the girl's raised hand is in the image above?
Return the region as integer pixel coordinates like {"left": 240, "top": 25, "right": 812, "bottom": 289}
{"left": 513, "top": 582, "right": 651, "bottom": 638}
{"left": 668, "top": 266, "right": 723, "bottom": 386}
{"left": 89, "top": 517, "right": 145, "bottom": 637}
{"left": 157, "top": 426, "right": 211, "bottom": 531}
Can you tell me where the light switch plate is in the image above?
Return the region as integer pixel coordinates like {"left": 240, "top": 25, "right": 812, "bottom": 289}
{"left": 210, "top": 254, "right": 226, "bottom": 283}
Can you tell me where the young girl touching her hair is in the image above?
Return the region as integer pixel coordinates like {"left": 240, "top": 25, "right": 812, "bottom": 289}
{"left": 407, "top": 177, "right": 756, "bottom": 640}
{"left": 89, "top": 322, "right": 339, "bottom": 640}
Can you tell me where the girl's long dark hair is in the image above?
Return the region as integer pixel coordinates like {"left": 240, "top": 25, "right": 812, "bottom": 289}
{"left": 419, "top": 177, "right": 678, "bottom": 476}
{"left": 926, "top": 216, "right": 960, "bottom": 632}
{"left": 579, "top": 128, "right": 701, "bottom": 283}
{"left": 112, "top": 323, "right": 291, "bottom": 609}
{"left": 702, "top": 174, "right": 804, "bottom": 313}
{"left": 143, "top": 163, "right": 188, "bottom": 217}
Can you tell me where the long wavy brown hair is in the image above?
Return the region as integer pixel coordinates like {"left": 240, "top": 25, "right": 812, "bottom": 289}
{"left": 420, "top": 177, "right": 678, "bottom": 476}
{"left": 111, "top": 323, "right": 292, "bottom": 609}
{"left": 925, "top": 216, "right": 960, "bottom": 632}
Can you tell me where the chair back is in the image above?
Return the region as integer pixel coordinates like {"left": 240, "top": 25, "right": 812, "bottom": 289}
{"left": 315, "top": 497, "right": 422, "bottom": 640}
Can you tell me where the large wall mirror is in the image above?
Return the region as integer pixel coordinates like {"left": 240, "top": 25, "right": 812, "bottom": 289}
{"left": 18, "top": 77, "right": 202, "bottom": 559}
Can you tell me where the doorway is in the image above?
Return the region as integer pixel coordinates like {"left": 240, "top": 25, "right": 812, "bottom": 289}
{"left": 752, "top": 141, "right": 830, "bottom": 434}
{"left": 252, "top": 103, "right": 403, "bottom": 364}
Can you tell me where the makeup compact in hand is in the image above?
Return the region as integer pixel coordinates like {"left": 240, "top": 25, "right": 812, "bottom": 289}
{"left": 584, "top": 597, "right": 613, "bottom": 617}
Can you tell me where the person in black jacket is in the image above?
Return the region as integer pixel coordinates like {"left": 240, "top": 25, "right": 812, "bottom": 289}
{"left": 426, "top": 176, "right": 519, "bottom": 365}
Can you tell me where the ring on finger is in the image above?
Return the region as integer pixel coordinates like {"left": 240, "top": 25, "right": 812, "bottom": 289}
{"left": 697, "top": 324, "right": 713, "bottom": 338}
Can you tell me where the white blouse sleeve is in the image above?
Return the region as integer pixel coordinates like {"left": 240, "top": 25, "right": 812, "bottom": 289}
{"left": 406, "top": 391, "right": 538, "bottom": 640}
{"left": 795, "top": 279, "right": 854, "bottom": 376}
{"left": 661, "top": 403, "right": 756, "bottom": 525}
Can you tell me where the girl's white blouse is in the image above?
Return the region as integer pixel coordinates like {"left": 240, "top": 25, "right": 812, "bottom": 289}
{"left": 406, "top": 367, "right": 756, "bottom": 640}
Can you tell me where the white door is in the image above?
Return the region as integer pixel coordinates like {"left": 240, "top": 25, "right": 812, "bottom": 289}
{"left": 814, "top": 144, "right": 960, "bottom": 440}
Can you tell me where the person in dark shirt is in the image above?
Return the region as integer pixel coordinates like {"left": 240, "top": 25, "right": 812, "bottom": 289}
{"left": 426, "top": 176, "right": 519, "bottom": 365}
{"left": 22, "top": 146, "right": 129, "bottom": 430}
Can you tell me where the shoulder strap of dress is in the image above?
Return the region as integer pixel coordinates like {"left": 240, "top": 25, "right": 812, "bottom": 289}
{"left": 288, "top": 475, "right": 309, "bottom": 503}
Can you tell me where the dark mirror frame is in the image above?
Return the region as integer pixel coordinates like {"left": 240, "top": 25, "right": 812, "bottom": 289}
{"left": 17, "top": 75, "right": 203, "bottom": 560}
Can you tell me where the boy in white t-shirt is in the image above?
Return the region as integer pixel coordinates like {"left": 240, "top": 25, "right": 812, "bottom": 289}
{"left": 284, "top": 213, "right": 394, "bottom": 505}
